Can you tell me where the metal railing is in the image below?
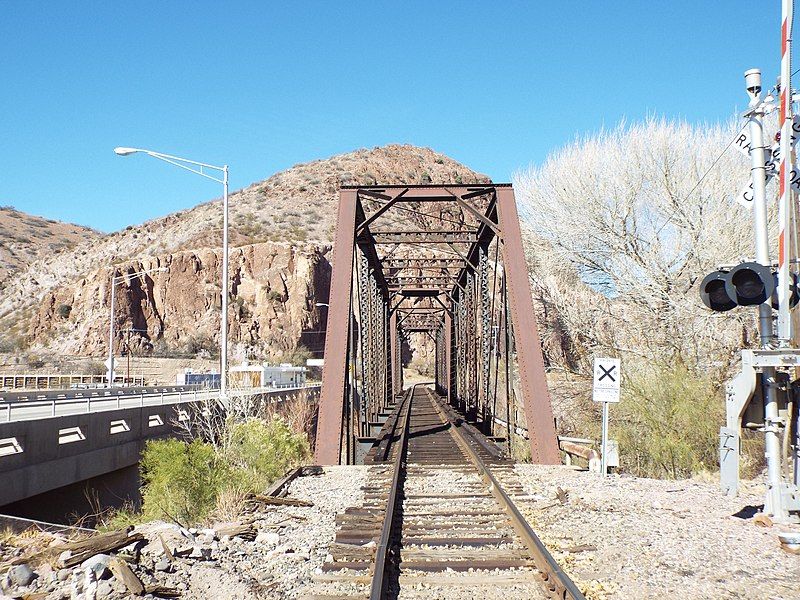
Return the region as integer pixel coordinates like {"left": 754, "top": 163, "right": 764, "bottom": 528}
{"left": 0, "top": 385, "right": 320, "bottom": 423}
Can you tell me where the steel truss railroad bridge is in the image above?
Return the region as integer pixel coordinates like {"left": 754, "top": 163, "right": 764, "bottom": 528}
{"left": 314, "top": 184, "right": 559, "bottom": 465}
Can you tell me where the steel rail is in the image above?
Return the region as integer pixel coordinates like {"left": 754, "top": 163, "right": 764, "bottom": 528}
{"left": 369, "top": 385, "right": 414, "bottom": 600}
{"left": 427, "top": 389, "right": 586, "bottom": 600}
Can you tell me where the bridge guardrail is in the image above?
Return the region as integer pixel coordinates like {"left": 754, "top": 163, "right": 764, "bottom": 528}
{"left": 0, "top": 384, "right": 205, "bottom": 404}
{"left": 0, "top": 384, "right": 321, "bottom": 423}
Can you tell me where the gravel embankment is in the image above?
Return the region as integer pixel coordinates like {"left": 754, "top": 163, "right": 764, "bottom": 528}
{"left": 4, "top": 464, "right": 799, "bottom": 599}
{"left": 0, "top": 465, "right": 367, "bottom": 600}
{"left": 513, "top": 464, "right": 800, "bottom": 600}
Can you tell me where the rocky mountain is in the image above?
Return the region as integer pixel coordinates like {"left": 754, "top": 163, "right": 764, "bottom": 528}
{"left": 0, "top": 207, "right": 100, "bottom": 289}
{"left": 1, "top": 145, "right": 489, "bottom": 360}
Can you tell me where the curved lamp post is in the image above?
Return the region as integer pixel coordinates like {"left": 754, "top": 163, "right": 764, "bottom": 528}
{"left": 114, "top": 147, "right": 230, "bottom": 401}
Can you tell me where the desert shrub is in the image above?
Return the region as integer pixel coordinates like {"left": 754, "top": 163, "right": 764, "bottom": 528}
{"left": 138, "top": 417, "right": 309, "bottom": 526}
{"left": 183, "top": 333, "right": 218, "bottom": 357}
{"left": 86, "top": 361, "right": 106, "bottom": 376}
{"left": 408, "top": 355, "right": 433, "bottom": 377}
{"left": 56, "top": 304, "right": 72, "bottom": 319}
{"left": 275, "top": 344, "right": 312, "bottom": 366}
{"left": 25, "top": 354, "right": 45, "bottom": 369}
{"left": 224, "top": 418, "right": 310, "bottom": 492}
{"left": 0, "top": 333, "right": 27, "bottom": 353}
{"left": 290, "top": 225, "right": 308, "bottom": 241}
{"left": 614, "top": 364, "right": 722, "bottom": 479}
{"left": 99, "top": 503, "right": 141, "bottom": 531}
{"left": 140, "top": 438, "right": 225, "bottom": 525}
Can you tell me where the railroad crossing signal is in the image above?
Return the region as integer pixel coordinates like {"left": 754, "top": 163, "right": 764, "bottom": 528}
{"left": 733, "top": 115, "right": 800, "bottom": 208}
{"left": 593, "top": 357, "right": 620, "bottom": 478}
{"left": 699, "top": 262, "right": 799, "bottom": 312}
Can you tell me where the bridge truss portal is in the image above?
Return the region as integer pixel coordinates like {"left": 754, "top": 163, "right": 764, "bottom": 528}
{"left": 314, "top": 184, "right": 559, "bottom": 464}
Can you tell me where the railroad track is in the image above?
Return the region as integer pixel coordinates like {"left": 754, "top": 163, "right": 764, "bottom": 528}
{"left": 308, "top": 385, "right": 584, "bottom": 600}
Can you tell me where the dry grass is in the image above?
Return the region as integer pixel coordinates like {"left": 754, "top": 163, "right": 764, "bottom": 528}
{"left": 211, "top": 485, "right": 250, "bottom": 523}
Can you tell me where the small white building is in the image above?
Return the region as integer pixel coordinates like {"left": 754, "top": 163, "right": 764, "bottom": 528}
{"left": 229, "top": 362, "right": 307, "bottom": 389}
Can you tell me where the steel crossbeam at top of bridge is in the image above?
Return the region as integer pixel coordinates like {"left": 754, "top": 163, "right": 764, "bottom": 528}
{"left": 315, "top": 184, "right": 559, "bottom": 466}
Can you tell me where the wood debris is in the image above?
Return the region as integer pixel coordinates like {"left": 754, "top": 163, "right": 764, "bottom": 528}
{"left": 248, "top": 493, "right": 314, "bottom": 508}
{"left": 108, "top": 556, "right": 145, "bottom": 595}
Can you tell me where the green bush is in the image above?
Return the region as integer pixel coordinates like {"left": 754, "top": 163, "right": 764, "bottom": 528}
{"left": 224, "top": 418, "right": 310, "bottom": 492}
{"left": 56, "top": 304, "right": 72, "bottom": 319}
{"left": 138, "top": 417, "right": 309, "bottom": 526}
{"left": 140, "top": 438, "right": 225, "bottom": 524}
{"left": 614, "top": 364, "right": 722, "bottom": 479}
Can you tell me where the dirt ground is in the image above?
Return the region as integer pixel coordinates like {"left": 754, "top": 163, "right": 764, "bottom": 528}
{"left": 514, "top": 464, "right": 800, "bottom": 600}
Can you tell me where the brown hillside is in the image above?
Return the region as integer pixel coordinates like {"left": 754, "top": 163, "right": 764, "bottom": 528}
{"left": 1, "top": 144, "right": 489, "bottom": 360}
{"left": 0, "top": 207, "right": 100, "bottom": 288}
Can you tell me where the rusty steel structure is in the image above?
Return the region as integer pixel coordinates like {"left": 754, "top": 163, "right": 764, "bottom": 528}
{"left": 314, "top": 184, "right": 559, "bottom": 464}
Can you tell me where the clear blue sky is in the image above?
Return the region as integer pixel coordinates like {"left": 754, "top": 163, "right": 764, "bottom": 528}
{"left": 0, "top": 1, "right": 782, "bottom": 232}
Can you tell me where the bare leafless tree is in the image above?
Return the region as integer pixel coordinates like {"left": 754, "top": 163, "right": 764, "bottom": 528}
{"left": 515, "top": 118, "right": 769, "bottom": 378}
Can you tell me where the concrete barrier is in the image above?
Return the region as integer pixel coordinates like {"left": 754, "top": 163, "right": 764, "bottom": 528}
{"left": 0, "top": 385, "right": 320, "bottom": 507}
{"left": 0, "top": 403, "right": 187, "bottom": 506}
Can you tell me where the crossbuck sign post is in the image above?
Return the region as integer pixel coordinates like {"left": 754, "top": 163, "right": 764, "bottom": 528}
{"left": 593, "top": 357, "right": 621, "bottom": 476}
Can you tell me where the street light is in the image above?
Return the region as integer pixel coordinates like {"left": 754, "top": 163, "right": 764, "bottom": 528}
{"left": 115, "top": 147, "right": 230, "bottom": 401}
{"left": 108, "top": 266, "right": 166, "bottom": 387}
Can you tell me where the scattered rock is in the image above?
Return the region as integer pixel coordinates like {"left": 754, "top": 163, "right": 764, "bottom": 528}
{"left": 189, "top": 546, "right": 212, "bottom": 560}
{"left": 80, "top": 553, "right": 111, "bottom": 580}
{"left": 95, "top": 579, "right": 113, "bottom": 599}
{"left": 255, "top": 531, "right": 280, "bottom": 545}
{"left": 8, "top": 563, "right": 35, "bottom": 587}
{"left": 753, "top": 513, "right": 773, "bottom": 528}
{"left": 154, "top": 558, "right": 171, "bottom": 572}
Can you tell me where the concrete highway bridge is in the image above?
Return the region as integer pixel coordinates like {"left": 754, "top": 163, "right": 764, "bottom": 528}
{"left": 0, "top": 384, "right": 319, "bottom": 515}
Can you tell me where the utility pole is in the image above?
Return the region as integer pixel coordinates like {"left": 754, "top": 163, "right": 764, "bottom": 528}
{"left": 107, "top": 271, "right": 117, "bottom": 387}
{"left": 744, "top": 68, "right": 789, "bottom": 520}
{"left": 107, "top": 266, "right": 166, "bottom": 389}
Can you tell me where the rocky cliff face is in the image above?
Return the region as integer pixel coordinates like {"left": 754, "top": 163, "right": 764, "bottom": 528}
{"left": 3, "top": 144, "right": 488, "bottom": 361}
{"left": 29, "top": 242, "right": 331, "bottom": 359}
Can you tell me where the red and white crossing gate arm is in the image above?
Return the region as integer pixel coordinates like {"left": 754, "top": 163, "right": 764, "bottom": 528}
{"left": 778, "top": 0, "right": 795, "bottom": 341}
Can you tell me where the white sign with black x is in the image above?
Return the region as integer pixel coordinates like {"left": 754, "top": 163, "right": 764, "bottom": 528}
{"left": 593, "top": 357, "right": 621, "bottom": 403}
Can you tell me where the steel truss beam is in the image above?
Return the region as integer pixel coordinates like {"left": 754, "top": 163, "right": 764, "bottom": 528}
{"left": 315, "top": 184, "right": 558, "bottom": 465}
